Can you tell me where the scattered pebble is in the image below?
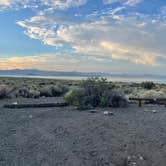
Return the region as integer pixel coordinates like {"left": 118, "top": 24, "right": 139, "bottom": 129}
{"left": 131, "top": 162, "right": 137, "bottom": 166}
{"left": 103, "top": 111, "right": 114, "bottom": 116}
{"left": 144, "top": 108, "right": 149, "bottom": 112}
{"left": 127, "top": 155, "right": 144, "bottom": 166}
{"left": 139, "top": 155, "right": 144, "bottom": 161}
{"left": 103, "top": 111, "right": 109, "bottom": 115}
{"left": 29, "top": 115, "right": 33, "bottom": 118}
{"left": 152, "top": 110, "right": 157, "bottom": 113}
{"left": 90, "top": 110, "right": 97, "bottom": 113}
{"left": 89, "top": 150, "right": 97, "bottom": 157}
{"left": 12, "top": 102, "right": 18, "bottom": 105}
{"left": 132, "top": 155, "right": 136, "bottom": 159}
{"left": 127, "top": 156, "right": 131, "bottom": 160}
{"left": 109, "top": 112, "right": 114, "bottom": 115}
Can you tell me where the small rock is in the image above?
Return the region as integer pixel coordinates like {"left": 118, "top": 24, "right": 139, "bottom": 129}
{"left": 12, "top": 102, "right": 18, "bottom": 105}
{"left": 127, "top": 156, "right": 131, "bottom": 161}
{"left": 139, "top": 156, "right": 144, "bottom": 161}
{"left": 103, "top": 111, "right": 114, "bottom": 116}
{"left": 89, "top": 150, "right": 97, "bottom": 157}
{"left": 103, "top": 111, "right": 109, "bottom": 115}
{"left": 152, "top": 110, "right": 157, "bottom": 113}
{"left": 131, "top": 162, "right": 137, "bottom": 166}
{"left": 109, "top": 112, "right": 114, "bottom": 116}
{"left": 90, "top": 110, "right": 97, "bottom": 113}
{"left": 132, "top": 155, "right": 136, "bottom": 159}
{"left": 29, "top": 115, "right": 33, "bottom": 118}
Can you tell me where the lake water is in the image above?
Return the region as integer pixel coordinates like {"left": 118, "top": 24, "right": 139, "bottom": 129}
{"left": 1, "top": 75, "right": 166, "bottom": 84}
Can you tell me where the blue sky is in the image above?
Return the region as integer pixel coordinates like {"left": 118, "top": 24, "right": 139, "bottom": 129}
{"left": 0, "top": 0, "right": 166, "bottom": 74}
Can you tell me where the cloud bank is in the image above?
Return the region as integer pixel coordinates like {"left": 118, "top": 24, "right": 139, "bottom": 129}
{"left": 17, "top": 10, "right": 166, "bottom": 66}
{"left": 1, "top": 0, "right": 166, "bottom": 73}
{"left": 0, "top": 0, "right": 87, "bottom": 11}
{"left": 103, "top": 0, "right": 143, "bottom": 6}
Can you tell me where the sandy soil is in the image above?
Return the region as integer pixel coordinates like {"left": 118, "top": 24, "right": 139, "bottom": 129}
{"left": 1, "top": 98, "right": 166, "bottom": 166}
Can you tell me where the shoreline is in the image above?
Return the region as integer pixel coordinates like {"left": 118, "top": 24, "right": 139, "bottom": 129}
{"left": 0, "top": 74, "right": 166, "bottom": 84}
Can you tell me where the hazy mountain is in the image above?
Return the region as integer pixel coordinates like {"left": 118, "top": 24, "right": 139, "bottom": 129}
{"left": 0, "top": 69, "right": 110, "bottom": 77}
{"left": 0, "top": 69, "right": 165, "bottom": 79}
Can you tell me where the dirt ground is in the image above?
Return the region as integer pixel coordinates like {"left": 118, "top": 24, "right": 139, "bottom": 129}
{"left": 1, "top": 97, "right": 166, "bottom": 166}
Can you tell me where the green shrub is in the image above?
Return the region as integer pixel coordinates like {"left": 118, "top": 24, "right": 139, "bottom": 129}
{"left": 141, "top": 90, "right": 166, "bottom": 98}
{"left": 0, "top": 84, "right": 10, "bottom": 99}
{"left": 39, "top": 86, "right": 51, "bottom": 97}
{"left": 15, "top": 87, "right": 40, "bottom": 98}
{"left": 141, "top": 81, "right": 155, "bottom": 89}
{"left": 27, "top": 90, "right": 40, "bottom": 98}
{"left": 51, "top": 84, "right": 68, "bottom": 96}
{"left": 40, "top": 84, "right": 68, "bottom": 97}
{"left": 65, "top": 77, "right": 128, "bottom": 110}
{"left": 65, "top": 88, "right": 91, "bottom": 110}
{"left": 128, "top": 89, "right": 166, "bottom": 99}
{"left": 16, "top": 87, "right": 29, "bottom": 98}
{"left": 100, "top": 90, "right": 128, "bottom": 107}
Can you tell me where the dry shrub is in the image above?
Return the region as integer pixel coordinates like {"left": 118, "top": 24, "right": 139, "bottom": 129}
{"left": 40, "top": 84, "right": 68, "bottom": 97}
{"left": 142, "top": 90, "right": 166, "bottom": 98}
{"left": 129, "top": 89, "right": 166, "bottom": 99}
{"left": 65, "top": 78, "right": 128, "bottom": 110}
{"left": 15, "top": 87, "right": 40, "bottom": 98}
{"left": 0, "top": 84, "right": 10, "bottom": 99}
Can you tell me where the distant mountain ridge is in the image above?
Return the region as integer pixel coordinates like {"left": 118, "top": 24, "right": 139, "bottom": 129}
{"left": 0, "top": 69, "right": 165, "bottom": 78}
{"left": 0, "top": 69, "right": 110, "bottom": 77}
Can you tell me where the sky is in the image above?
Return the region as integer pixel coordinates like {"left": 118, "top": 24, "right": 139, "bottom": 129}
{"left": 0, "top": 0, "right": 166, "bottom": 74}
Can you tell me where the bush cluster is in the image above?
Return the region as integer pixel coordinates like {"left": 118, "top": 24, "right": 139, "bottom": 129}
{"left": 141, "top": 81, "right": 155, "bottom": 89}
{"left": 15, "top": 87, "right": 40, "bottom": 98}
{"left": 65, "top": 78, "right": 128, "bottom": 110}
{"left": 0, "top": 83, "right": 68, "bottom": 99}
{"left": 0, "top": 84, "right": 10, "bottom": 99}
{"left": 141, "top": 90, "right": 166, "bottom": 98}
{"left": 39, "top": 84, "right": 68, "bottom": 97}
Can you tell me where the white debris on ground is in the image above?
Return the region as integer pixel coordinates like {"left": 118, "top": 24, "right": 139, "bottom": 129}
{"left": 103, "top": 111, "right": 114, "bottom": 116}
{"left": 103, "top": 111, "right": 109, "bottom": 115}
{"left": 12, "top": 101, "right": 18, "bottom": 105}
{"left": 127, "top": 155, "right": 145, "bottom": 166}
{"left": 138, "top": 155, "right": 144, "bottom": 161}
{"left": 152, "top": 110, "right": 157, "bottom": 113}
{"left": 144, "top": 108, "right": 158, "bottom": 113}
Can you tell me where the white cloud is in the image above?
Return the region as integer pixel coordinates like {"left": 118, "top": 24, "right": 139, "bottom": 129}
{"left": 17, "top": 15, "right": 60, "bottom": 46}
{"left": 0, "top": 53, "right": 111, "bottom": 72}
{"left": 0, "top": 0, "right": 87, "bottom": 11}
{"left": 124, "top": 0, "right": 143, "bottom": 6}
{"left": 0, "top": 0, "right": 40, "bottom": 11}
{"left": 1, "top": 0, "right": 165, "bottom": 70}
{"left": 0, "top": 0, "right": 12, "bottom": 6}
{"left": 17, "top": 12, "right": 166, "bottom": 66}
{"left": 41, "top": 0, "right": 87, "bottom": 9}
{"left": 0, "top": 54, "right": 78, "bottom": 70}
{"left": 101, "top": 41, "right": 160, "bottom": 65}
{"left": 103, "top": 0, "right": 120, "bottom": 4}
{"left": 103, "top": 0, "right": 143, "bottom": 6}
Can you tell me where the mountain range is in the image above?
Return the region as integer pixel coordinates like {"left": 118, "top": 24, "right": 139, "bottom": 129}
{"left": 0, "top": 69, "right": 165, "bottom": 79}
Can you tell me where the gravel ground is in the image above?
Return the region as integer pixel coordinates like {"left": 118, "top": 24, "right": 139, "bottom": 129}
{"left": 0, "top": 98, "right": 166, "bottom": 166}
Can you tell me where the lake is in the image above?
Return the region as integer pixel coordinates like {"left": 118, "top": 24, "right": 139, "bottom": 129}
{"left": 0, "top": 75, "right": 166, "bottom": 84}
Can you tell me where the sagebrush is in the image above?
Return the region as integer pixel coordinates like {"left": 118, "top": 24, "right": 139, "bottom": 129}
{"left": 65, "top": 78, "right": 128, "bottom": 110}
